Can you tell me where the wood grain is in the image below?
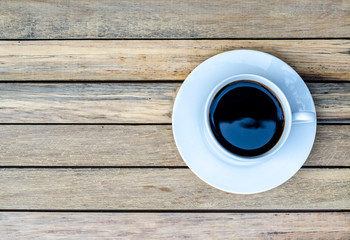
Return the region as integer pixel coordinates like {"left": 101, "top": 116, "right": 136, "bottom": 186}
{"left": 0, "top": 125, "right": 348, "bottom": 167}
{"left": 0, "top": 168, "right": 349, "bottom": 210}
{"left": 1, "top": 212, "right": 349, "bottom": 239}
{"left": 310, "top": 83, "right": 350, "bottom": 122}
{"left": 0, "top": 83, "right": 176, "bottom": 123}
{"left": 0, "top": 83, "right": 349, "bottom": 123}
{"left": 0, "top": 40, "right": 349, "bottom": 81}
{"left": 1, "top": 0, "right": 349, "bottom": 39}
{"left": 1, "top": 1, "right": 348, "bottom": 236}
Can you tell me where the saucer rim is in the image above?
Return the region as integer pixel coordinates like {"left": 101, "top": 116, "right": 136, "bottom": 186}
{"left": 172, "top": 49, "right": 317, "bottom": 194}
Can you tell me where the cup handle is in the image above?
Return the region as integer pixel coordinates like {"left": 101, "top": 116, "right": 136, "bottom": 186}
{"left": 292, "top": 112, "right": 316, "bottom": 124}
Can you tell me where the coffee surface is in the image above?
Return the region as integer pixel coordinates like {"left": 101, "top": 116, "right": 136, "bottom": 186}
{"left": 209, "top": 80, "right": 284, "bottom": 157}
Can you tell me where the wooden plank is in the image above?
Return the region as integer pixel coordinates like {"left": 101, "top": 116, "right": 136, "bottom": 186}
{"left": 0, "top": 83, "right": 349, "bottom": 123}
{"left": 1, "top": 212, "right": 349, "bottom": 239}
{"left": 310, "top": 83, "right": 350, "bottom": 122}
{"left": 0, "top": 83, "right": 176, "bottom": 123}
{"left": 0, "top": 125, "right": 348, "bottom": 167}
{"left": 1, "top": 0, "right": 349, "bottom": 39}
{"left": 0, "top": 40, "right": 349, "bottom": 81}
{"left": 309, "top": 125, "right": 350, "bottom": 166}
{"left": 0, "top": 168, "right": 348, "bottom": 210}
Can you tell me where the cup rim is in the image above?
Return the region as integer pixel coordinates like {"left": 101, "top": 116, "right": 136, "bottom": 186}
{"left": 203, "top": 73, "right": 292, "bottom": 162}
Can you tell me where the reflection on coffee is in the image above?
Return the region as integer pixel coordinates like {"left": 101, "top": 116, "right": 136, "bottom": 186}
{"left": 209, "top": 80, "right": 284, "bottom": 157}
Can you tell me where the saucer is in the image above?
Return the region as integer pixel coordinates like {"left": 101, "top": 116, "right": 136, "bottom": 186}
{"left": 172, "top": 50, "right": 317, "bottom": 194}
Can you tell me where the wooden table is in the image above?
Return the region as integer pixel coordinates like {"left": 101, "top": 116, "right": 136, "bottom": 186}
{"left": 1, "top": 1, "right": 349, "bottom": 239}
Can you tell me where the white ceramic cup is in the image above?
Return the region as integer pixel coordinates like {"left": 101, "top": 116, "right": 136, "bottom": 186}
{"left": 203, "top": 74, "right": 315, "bottom": 162}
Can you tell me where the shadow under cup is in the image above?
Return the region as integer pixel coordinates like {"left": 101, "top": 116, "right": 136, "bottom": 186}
{"left": 208, "top": 79, "right": 286, "bottom": 158}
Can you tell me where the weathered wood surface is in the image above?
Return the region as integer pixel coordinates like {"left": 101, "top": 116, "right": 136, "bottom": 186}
{"left": 1, "top": 0, "right": 348, "bottom": 238}
{"left": 310, "top": 83, "right": 350, "bottom": 122}
{"left": 0, "top": 83, "right": 349, "bottom": 123}
{"left": 0, "top": 125, "right": 348, "bottom": 167}
{"left": 1, "top": 212, "right": 349, "bottom": 239}
{"left": 1, "top": 0, "right": 349, "bottom": 39}
{"left": 0, "top": 83, "right": 175, "bottom": 123}
{"left": 0, "top": 40, "right": 349, "bottom": 81}
{"left": 0, "top": 168, "right": 348, "bottom": 210}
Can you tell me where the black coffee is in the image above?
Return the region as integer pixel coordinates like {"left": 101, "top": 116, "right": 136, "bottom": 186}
{"left": 209, "top": 80, "right": 284, "bottom": 157}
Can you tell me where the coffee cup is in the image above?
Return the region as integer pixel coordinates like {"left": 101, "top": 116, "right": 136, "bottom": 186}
{"left": 203, "top": 74, "right": 315, "bottom": 162}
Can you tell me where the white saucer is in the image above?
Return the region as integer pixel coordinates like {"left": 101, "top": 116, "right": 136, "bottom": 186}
{"left": 172, "top": 50, "right": 317, "bottom": 194}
